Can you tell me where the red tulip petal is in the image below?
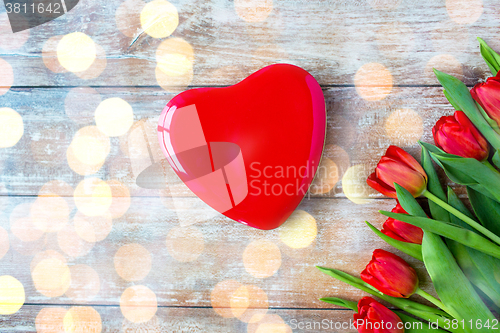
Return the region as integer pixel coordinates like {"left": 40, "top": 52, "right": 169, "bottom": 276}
{"left": 472, "top": 79, "right": 500, "bottom": 126}
{"left": 376, "top": 160, "right": 426, "bottom": 197}
{"left": 367, "top": 172, "right": 397, "bottom": 198}
{"left": 384, "top": 146, "right": 427, "bottom": 180}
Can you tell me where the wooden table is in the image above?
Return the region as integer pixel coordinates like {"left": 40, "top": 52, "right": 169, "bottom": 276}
{"left": 0, "top": 0, "right": 495, "bottom": 331}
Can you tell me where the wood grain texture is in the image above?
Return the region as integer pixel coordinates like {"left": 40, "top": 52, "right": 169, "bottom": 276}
{"left": 1, "top": 0, "right": 497, "bottom": 330}
{"left": 0, "top": 0, "right": 499, "bottom": 87}
{"left": 0, "top": 196, "right": 436, "bottom": 309}
{"left": 0, "top": 86, "right": 459, "bottom": 198}
{"left": 1, "top": 305, "right": 360, "bottom": 333}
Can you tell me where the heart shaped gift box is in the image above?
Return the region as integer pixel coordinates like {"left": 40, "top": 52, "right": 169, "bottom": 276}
{"left": 157, "top": 64, "right": 326, "bottom": 230}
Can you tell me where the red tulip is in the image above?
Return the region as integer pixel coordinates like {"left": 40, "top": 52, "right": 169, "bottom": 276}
{"left": 382, "top": 202, "right": 423, "bottom": 245}
{"left": 354, "top": 297, "right": 404, "bottom": 333}
{"left": 471, "top": 76, "right": 500, "bottom": 128}
{"left": 432, "top": 111, "right": 489, "bottom": 161}
{"left": 361, "top": 249, "right": 419, "bottom": 298}
{"left": 367, "top": 146, "right": 427, "bottom": 199}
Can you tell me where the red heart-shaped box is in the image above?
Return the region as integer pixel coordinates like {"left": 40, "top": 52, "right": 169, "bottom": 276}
{"left": 158, "top": 64, "right": 326, "bottom": 230}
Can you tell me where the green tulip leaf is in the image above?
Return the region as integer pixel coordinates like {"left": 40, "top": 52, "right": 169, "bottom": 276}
{"left": 316, "top": 266, "right": 453, "bottom": 328}
{"left": 468, "top": 186, "right": 500, "bottom": 237}
{"left": 380, "top": 210, "right": 500, "bottom": 260}
{"left": 429, "top": 151, "right": 500, "bottom": 202}
{"left": 446, "top": 187, "right": 500, "bottom": 309}
{"left": 443, "top": 90, "right": 461, "bottom": 111}
{"left": 476, "top": 102, "right": 500, "bottom": 135}
{"left": 321, "top": 295, "right": 450, "bottom": 333}
{"left": 493, "top": 150, "right": 500, "bottom": 169}
{"left": 365, "top": 221, "right": 423, "bottom": 261}
{"left": 394, "top": 185, "right": 496, "bottom": 332}
{"left": 319, "top": 297, "right": 358, "bottom": 311}
{"left": 478, "top": 37, "right": 500, "bottom": 76}
{"left": 395, "top": 312, "right": 449, "bottom": 333}
{"left": 419, "top": 142, "right": 478, "bottom": 185}
{"left": 433, "top": 69, "right": 500, "bottom": 150}
{"left": 421, "top": 145, "right": 450, "bottom": 223}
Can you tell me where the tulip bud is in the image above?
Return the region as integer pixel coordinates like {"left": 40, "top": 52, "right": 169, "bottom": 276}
{"left": 361, "top": 249, "right": 419, "bottom": 298}
{"left": 432, "top": 111, "right": 489, "bottom": 161}
{"left": 381, "top": 202, "right": 423, "bottom": 245}
{"left": 367, "top": 146, "right": 427, "bottom": 199}
{"left": 471, "top": 76, "right": 500, "bottom": 128}
{"left": 354, "top": 297, "right": 404, "bottom": 333}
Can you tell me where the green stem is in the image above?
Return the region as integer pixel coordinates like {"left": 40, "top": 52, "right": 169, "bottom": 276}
{"left": 423, "top": 190, "right": 500, "bottom": 246}
{"left": 415, "top": 288, "right": 450, "bottom": 315}
{"left": 482, "top": 160, "right": 499, "bottom": 173}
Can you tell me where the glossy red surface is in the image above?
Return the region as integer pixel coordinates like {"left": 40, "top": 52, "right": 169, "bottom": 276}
{"left": 157, "top": 64, "right": 326, "bottom": 230}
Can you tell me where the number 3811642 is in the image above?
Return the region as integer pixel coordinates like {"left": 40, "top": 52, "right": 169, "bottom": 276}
{"left": 5, "top": 1, "right": 62, "bottom": 14}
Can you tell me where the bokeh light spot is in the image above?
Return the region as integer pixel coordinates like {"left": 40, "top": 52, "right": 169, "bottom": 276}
{"left": 140, "top": 0, "right": 179, "bottom": 39}
{"left": 309, "top": 157, "right": 339, "bottom": 195}
{"left": 354, "top": 63, "right": 393, "bottom": 101}
{"left": 57, "top": 32, "right": 96, "bottom": 73}
{"left": 342, "top": 164, "right": 376, "bottom": 204}
{"left": 0, "top": 226, "right": 8, "bottom": 260}
{"left": 57, "top": 224, "right": 94, "bottom": 257}
{"left": 155, "top": 38, "right": 195, "bottom": 91}
{"left": 234, "top": 0, "right": 273, "bottom": 23}
{"left": 211, "top": 280, "right": 244, "bottom": 318}
{"left": 166, "top": 226, "right": 204, "bottom": 262}
{"left": 279, "top": 210, "right": 317, "bottom": 249}
{"left": 74, "top": 212, "right": 113, "bottom": 243}
{"left": 0, "top": 276, "right": 24, "bottom": 315}
{"left": 36, "top": 307, "right": 67, "bottom": 333}
{"left": 0, "top": 58, "right": 14, "bottom": 96}
{"left": 385, "top": 108, "right": 423, "bottom": 146}
{"left": 42, "top": 35, "right": 67, "bottom": 73}
{"left": 10, "top": 203, "right": 44, "bottom": 242}
{"left": 446, "top": 0, "right": 483, "bottom": 25}
{"left": 248, "top": 314, "right": 292, "bottom": 333}
{"left": 32, "top": 257, "right": 71, "bottom": 297}
{"left": 74, "top": 43, "right": 107, "bottom": 80}
{"left": 120, "top": 285, "right": 158, "bottom": 323}
{"left": 67, "top": 126, "right": 110, "bottom": 176}
{"left": 107, "top": 180, "right": 131, "bottom": 219}
{"left": 74, "top": 178, "right": 113, "bottom": 217}
{"left": 157, "top": 54, "right": 192, "bottom": 77}
{"left": 95, "top": 98, "right": 134, "bottom": 137}
{"left": 323, "top": 144, "right": 350, "bottom": 181}
{"left": 30, "top": 250, "right": 66, "bottom": 273}
{"left": 155, "top": 65, "right": 194, "bottom": 92}
{"left": 63, "top": 307, "right": 102, "bottom": 333}
{"left": 0, "top": 108, "right": 23, "bottom": 148}
{"left": 65, "top": 264, "right": 100, "bottom": 303}
{"left": 230, "top": 285, "right": 268, "bottom": 323}
{"left": 30, "top": 194, "right": 69, "bottom": 233}
{"left": 114, "top": 243, "right": 152, "bottom": 281}
{"left": 425, "top": 54, "right": 463, "bottom": 84}
{"left": 242, "top": 240, "right": 281, "bottom": 278}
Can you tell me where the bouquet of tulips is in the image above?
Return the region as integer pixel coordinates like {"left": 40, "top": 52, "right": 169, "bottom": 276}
{"left": 317, "top": 38, "right": 500, "bottom": 333}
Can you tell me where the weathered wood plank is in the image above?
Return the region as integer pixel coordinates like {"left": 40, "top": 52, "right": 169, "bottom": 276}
{"left": 0, "top": 305, "right": 359, "bottom": 333}
{"left": 0, "top": 0, "right": 498, "bottom": 87}
{"left": 0, "top": 196, "right": 435, "bottom": 310}
{"left": 0, "top": 86, "right": 461, "bottom": 199}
